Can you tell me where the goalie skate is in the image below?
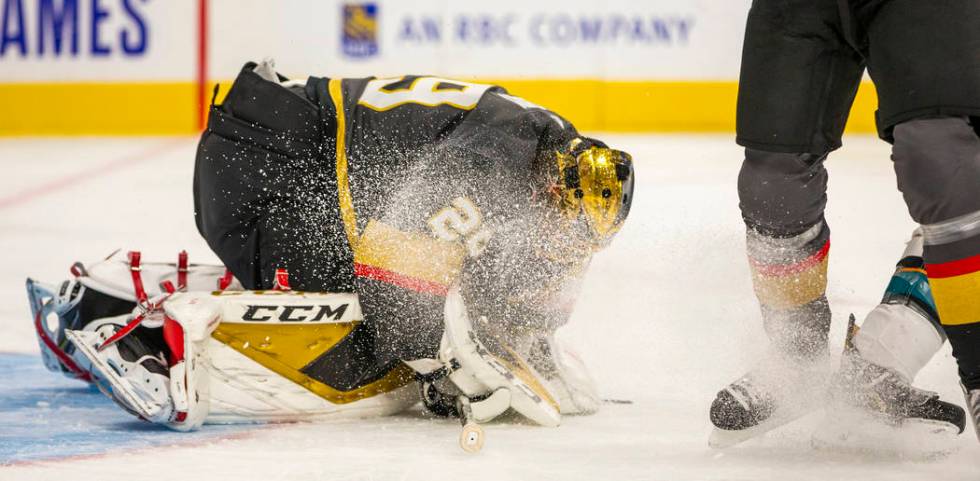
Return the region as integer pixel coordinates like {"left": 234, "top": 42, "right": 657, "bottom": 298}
{"left": 66, "top": 327, "right": 175, "bottom": 423}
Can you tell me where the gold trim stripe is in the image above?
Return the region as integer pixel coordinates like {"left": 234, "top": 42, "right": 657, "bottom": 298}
{"left": 750, "top": 257, "right": 829, "bottom": 309}
{"left": 212, "top": 322, "right": 414, "bottom": 404}
{"left": 354, "top": 220, "right": 465, "bottom": 286}
{"left": 328, "top": 79, "right": 359, "bottom": 250}
{"left": 930, "top": 270, "right": 980, "bottom": 326}
{"left": 498, "top": 346, "right": 560, "bottom": 413}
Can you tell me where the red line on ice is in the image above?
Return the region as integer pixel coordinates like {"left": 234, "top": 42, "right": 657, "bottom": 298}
{"left": 0, "top": 140, "right": 189, "bottom": 211}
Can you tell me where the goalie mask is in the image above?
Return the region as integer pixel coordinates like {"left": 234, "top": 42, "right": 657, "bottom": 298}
{"left": 550, "top": 138, "right": 634, "bottom": 249}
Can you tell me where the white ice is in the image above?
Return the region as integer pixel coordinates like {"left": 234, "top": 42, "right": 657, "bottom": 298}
{"left": 0, "top": 134, "right": 977, "bottom": 480}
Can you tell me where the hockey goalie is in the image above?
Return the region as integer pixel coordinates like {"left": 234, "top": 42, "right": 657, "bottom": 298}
{"left": 25, "top": 60, "right": 635, "bottom": 448}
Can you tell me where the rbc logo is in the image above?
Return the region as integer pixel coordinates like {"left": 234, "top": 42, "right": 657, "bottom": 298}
{"left": 342, "top": 3, "right": 379, "bottom": 59}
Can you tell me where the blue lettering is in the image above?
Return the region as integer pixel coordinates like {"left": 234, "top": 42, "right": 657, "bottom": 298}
{"left": 89, "top": 0, "right": 109, "bottom": 56}
{"left": 1, "top": 0, "right": 26, "bottom": 57}
{"left": 578, "top": 17, "right": 601, "bottom": 44}
{"left": 629, "top": 19, "right": 648, "bottom": 42}
{"left": 529, "top": 14, "right": 545, "bottom": 45}
{"left": 120, "top": 0, "right": 148, "bottom": 54}
{"left": 399, "top": 16, "right": 441, "bottom": 43}
{"left": 551, "top": 15, "right": 575, "bottom": 46}
{"left": 479, "top": 17, "right": 495, "bottom": 42}
{"left": 608, "top": 15, "right": 628, "bottom": 42}
{"left": 676, "top": 17, "right": 693, "bottom": 44}
{"left": 38, "top": 0, "right": 79, "bottom": 56}
{"left": 500, "top": 15, "right": 516, "bottom": 45}
{"left": 421, "top": 17, "right": 439, "bottom": 42}
{"left": 651, "top": 19, "right": 669, "bottom": 42}
{"left": 398, "top": 17, "right": 422, "bottom": 42}
{"left": 454, "top": 15, "right": 468, "bottom": 42}
{"left": 456, "top": 15, "right": 515, "bottom": 45}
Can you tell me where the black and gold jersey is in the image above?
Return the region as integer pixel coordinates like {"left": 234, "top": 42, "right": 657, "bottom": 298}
{"left": 196, "top": 63, "right": 595, "bottom": 388}
{"left": 320, "top": 74, "right": 578, "bottom": 231}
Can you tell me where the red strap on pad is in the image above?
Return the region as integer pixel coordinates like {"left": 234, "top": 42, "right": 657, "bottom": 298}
{"left": 274, "top": 268, "right": 291, "bottom": 291}
{"left": 218, "top": 269, "right": 234, "bottom": 291}
{"left": 177, "top": 250, "right": 188, "bottom": 290}
{"left": 98, "top": 250, "right": 161, "bottom": 352}
{"left": 128, "top": 251, "right": 148, "bottom": 304}
{"left": 70, "top": 262, "right": 87, "bottom": 278}
{"left": 163, "top": 315, "right": 185, "bottom": 366}
{"left": 97, "top": 313, "right": 146, "bottom": 352}
{"left": 160, "top": 280, "right": 176, "bottom": 294}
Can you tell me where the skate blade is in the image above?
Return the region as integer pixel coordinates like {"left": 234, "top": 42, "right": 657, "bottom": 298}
{"left": 65, "top": 329, "right": 165, "bottom": 420}
{"left": 812, "top": 413, "right": 961, "bottom": 459}
{"left": 708, "top": 409, "right": 809, "bottom": 449}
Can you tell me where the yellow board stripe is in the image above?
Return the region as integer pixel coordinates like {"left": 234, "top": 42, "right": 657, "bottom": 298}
{"left": 929, "top": 270, "right": 980, "bottom": 326}
{"left": 0, "top": 80, "right": 880, "bottom": 136}
{"left": 328, "top": 79, "right": 360, "bottom": 250}
{"left": 0, "top": 82, "right": 200, "bottom": 135}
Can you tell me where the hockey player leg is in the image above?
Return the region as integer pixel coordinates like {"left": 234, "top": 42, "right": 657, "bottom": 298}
{"left": 892, "top": 116, "right": 980, "bottom": 444}
{"left": 709, "top": 149, "right": 834, "bottom": 448}
{"left": 814, "top": 230, "right": 965, "bottom": 455}
{"left": 715, "top": 0, "right": 866, "bottom": 444}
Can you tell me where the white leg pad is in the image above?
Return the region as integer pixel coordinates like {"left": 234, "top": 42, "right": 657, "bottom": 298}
{"left": 853, "top": 303, "right": 944, "bottom": 382}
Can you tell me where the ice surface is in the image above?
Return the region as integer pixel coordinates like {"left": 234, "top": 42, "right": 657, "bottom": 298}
{"left": 0, "top": 135, "right": 977, "bottom": 480}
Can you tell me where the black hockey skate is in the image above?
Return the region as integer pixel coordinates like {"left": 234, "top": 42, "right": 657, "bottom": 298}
{"left": 812, "top": 318, "right": 965, "bottom": 456}
{"left": 709, "top": 352, "right": 829, "bottom": 448}
{"left": 964, "top": 384, "right": 980, "bottom": 444}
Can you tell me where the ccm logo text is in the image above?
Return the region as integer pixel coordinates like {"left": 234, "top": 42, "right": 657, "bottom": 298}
{"left": 242, "top": 304, "right": 350, "bottom": 322}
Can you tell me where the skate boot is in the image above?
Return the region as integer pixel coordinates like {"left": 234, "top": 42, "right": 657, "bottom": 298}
{"left": 68, "top": 319, "right": 174, "bottom": 421}
{"left": 812, "top": 317, "right": 965, "bottom": 455}
{"left": 26, "top": 249, "right": 236, "bottom": 382}
{"left": 26, "top": 275, "right": 137, "bottom": 382}
{"left": 963, "top": 384, "right": 980, "bottom": 443}
{"left": 709, "top": 350, "right": 830, "bottom": 448}
{"left": 709, "top": 297, "right": 833, "bottom": 448}
{"left": 832, "top": 349, "right": 964, "bottom": 430}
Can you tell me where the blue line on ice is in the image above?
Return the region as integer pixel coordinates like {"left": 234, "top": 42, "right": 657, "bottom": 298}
{"left": 0, "top": 353, "right": 247, "bottom": 465}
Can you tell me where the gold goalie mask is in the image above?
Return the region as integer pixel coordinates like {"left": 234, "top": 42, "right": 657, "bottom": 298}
{"left": 551, "top": 138, "right": 635, "bottom": 249}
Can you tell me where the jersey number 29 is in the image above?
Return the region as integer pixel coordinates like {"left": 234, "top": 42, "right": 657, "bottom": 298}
{"left": 428, "top": 197, "right": 492, "bottom": 258}
{"left": 358, "top": 77, "right": 492, "bottom": 111}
